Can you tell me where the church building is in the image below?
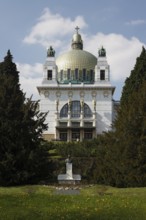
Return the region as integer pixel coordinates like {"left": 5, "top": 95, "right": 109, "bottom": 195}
{"left": 37, "top": 27, "right": 116, "bottom": 142}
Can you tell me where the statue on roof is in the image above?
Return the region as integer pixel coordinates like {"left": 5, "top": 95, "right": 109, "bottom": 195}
{"left": 98, "top": 46, "right": 106, "bottom": 57}
{"left": 47, "top": 46, "right": 55, "bottom": 57}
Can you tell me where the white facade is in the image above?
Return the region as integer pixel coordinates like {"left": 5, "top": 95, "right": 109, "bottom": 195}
{"left": 37, "top": 28, "right": 115, "bottom": 141}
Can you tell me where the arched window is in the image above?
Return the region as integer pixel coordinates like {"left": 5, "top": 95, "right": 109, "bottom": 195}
{"left": 60, "top": 103, "right": 68, "bottom": 117}
{"left": 84, "top": 103, "right": 92, "bottom": 118}
{"left": 60, "top": 101, "right": 92, "bottom": 118}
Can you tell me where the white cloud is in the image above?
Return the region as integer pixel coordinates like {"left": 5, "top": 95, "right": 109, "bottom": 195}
{"left": 17, "top": 63, "right": 43, "bottom": 99}
{"left": 126, "top": 19, "right": 146, "bottom": 26}
{"left": 23, "top": 8, "right": 87, "bottom": 48}
{"left": 17, "top": 63, "right": 42, "bottom": 78}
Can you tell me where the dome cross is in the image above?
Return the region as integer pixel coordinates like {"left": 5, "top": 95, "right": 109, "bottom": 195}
{"left": 75, "top": 26, "right": 80, "bottom": 33}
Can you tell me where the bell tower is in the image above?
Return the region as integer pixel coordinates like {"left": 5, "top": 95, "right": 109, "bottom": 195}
{"left": 95, "top": 46, "right": 110, "bottom": 83}
{"left": 42, "top": 46, "right": 57, "bottom": 85}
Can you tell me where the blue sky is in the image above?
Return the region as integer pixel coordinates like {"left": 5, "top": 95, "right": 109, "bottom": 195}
{"left": 0, "top": 0, "right": 146, "bottom": 100}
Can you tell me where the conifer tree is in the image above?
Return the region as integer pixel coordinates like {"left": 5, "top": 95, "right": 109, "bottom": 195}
{"left": 113, "top": 47, "right": 146, "bottom": 186}
{"left": 120, "top": 46, "right": 146, "bottom": 106}
{"left": 0, "top": 51, "right": 49, "bottom": 186}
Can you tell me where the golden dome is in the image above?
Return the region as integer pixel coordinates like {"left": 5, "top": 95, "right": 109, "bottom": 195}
{"left": 56, "top": 49, "right": 97, "bottom": 71}
{"left": 56, "top": 27, "right": 97, "bottom": 84}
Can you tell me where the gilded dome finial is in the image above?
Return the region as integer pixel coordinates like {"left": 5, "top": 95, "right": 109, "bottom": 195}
{"left": 75, "top": 26, "right": 80, "bottom": 34}
{"left": 71, "top": 26, "right": 83, "bottom": 50}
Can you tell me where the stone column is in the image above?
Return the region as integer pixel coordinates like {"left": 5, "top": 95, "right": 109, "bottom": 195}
{"left": 67, "top": 99, "right": 71, "bottom": 127}
{"left": 80, "top": 99, "right": 84, "bottom": 127}
{"left": 55, "top": 99, "right": 59, "bottom": 139}
{"left": 93, "top": 99, "right": 96, "bottom": 127}
{"left": 80, "top": 129, "right": 84, "bottom": 141}
{"left": 67, "top": 129, "right": 71, "bottom": 142}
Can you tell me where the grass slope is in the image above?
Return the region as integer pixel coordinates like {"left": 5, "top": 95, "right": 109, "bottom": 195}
{"left": 0, "top": 185, "right": 146, "bottom": 220}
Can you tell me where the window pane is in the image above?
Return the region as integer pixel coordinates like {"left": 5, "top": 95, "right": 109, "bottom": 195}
{"left": 84, "top": 129, "right": 93, "bottom": 140}
{"left": 84, "top": 103, "right": 92, "bottom": 117}
{"left": 71, "top": 101, "right": 81, "bottom": 118}
{"left": 100, "top": 70, "right": 105, "bottom": 80}
{"left": 47, "top": 70, "right": 52, "bottom": 80}
{"left": 90, "top": 69, "right": 94, "bottom": 82}
{"left": 72, "top": 129, "right": 80, "bottom": 141}
{"left": 75, "top": 68, "right": 79, "bottom": 80}
{"left": 60, "top": 104, "right": 68, "bottom": 117}
{"left": 60, "top": 132, "right": 67, "bottom": 141}
{"left": 83, "top": 69, "right": 86, "bottom": 81}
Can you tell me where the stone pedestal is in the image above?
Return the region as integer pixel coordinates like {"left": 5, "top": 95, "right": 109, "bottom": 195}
{"left": 58, "top": 159, "right": 81, "bottom": 184}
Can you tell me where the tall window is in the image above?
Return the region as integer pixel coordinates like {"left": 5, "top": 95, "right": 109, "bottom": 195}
{"left": 90, "top": 70, "right": 94, "bottom": 82}
{"left": 83, "top": 69, "right": 86, "bottom": 81}
{"left": 47, "top": 70, "right": 52, "bottom": 80}
{"left": 100, "top": 70, "right": 105, "bottom": 80}
{"left": 67, "top": 69, "right": 71, "bottom": 80}
{"left": 71, "top": 101, "right": 81, "bottom": 118}
{"left": 75, "top": 68, "right": 79, "bottom": 80}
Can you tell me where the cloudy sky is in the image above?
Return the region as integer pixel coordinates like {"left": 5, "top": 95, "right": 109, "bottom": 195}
{"left": 0, "top": 0, "right": 146, "bottom": 100}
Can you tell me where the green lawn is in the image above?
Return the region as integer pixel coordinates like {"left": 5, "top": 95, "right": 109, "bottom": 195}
{"left": 0, "top": 185, "right": 146, "bottom": 220}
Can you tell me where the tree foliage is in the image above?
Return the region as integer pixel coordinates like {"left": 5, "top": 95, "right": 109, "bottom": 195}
{"left": 110, "top": 47, "right": 146, "bottom": 187}
{"left": 0, "top": 51, "right": 49, "bottom": 186}
{"left": 120, "top": 46, "right": 146, "bottom": 106}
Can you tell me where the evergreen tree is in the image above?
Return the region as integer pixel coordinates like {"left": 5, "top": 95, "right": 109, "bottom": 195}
{"left": 113, "top": 47, "right": 146, "bottom": 186}
{"left": 0, "top": 51, "right": 49, "bottom": 186}
{"left": 115, "top": 47, "right": 146, "bottom": 131}
{"left": 120, "top": 46, "right": 146, "bottom": 106}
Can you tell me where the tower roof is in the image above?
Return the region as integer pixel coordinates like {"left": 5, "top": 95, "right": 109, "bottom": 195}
{"left": 56, "top": 27, "right": 97, "bottom": 72}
